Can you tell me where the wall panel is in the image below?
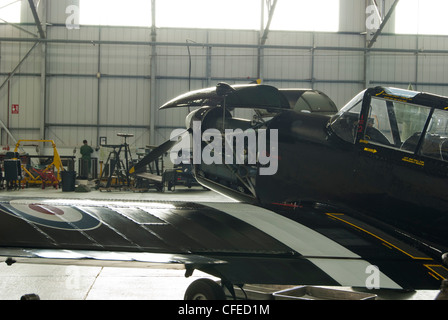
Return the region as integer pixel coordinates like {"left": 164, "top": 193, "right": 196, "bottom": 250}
{"left": 211, "top": 47, "right": 258, "bottom": 80}
{"left": 99, "top": 78, "right": 150, "bottom": 126}
{"left": 264, "top": 48, "right": 311, "bottom": 82}
{"left": 47, "top": 76, "right": 97, "bottom": 125}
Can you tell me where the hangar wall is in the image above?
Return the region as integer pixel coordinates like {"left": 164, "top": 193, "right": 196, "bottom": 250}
{"left": 1, "top": 0, "right": 448, "bottom": 160}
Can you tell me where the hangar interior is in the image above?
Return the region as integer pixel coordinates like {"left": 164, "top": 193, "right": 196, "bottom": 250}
{"left": 2, "top": 0, "right": 448, "bottom": 159}
{"left": 0, "top": 0, "right": 447, "bottom": 300}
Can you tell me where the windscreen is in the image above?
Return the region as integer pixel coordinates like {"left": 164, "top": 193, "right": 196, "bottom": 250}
{"left": 329, "top": 90, "right": 365, "bottom": 143}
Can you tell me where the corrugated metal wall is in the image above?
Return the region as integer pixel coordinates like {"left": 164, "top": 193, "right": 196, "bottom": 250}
{"left": 2, "top": 0, "right": 448, "bottom": 160}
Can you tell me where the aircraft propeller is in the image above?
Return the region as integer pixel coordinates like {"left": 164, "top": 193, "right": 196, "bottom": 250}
{"left": 129, "top": 129, "right": 191, "bottom": 174}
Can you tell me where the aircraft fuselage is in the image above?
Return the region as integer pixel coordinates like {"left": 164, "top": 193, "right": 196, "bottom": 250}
{"left": 191, "top": 87, "right": 448, "bottom": 254}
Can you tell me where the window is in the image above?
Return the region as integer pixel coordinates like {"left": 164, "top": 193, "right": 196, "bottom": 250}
{"left": 293, "top": 91, "right": 338, "bottom": 115}
{"left": 331, "top": 89, "right": 448, "bottom": 162}
{"left": 79, "top": 0, "right": 339, "bottom": 31}
{"left": 366, "top": 98, "right": 393, "bottom": 146}
{"left": 157, "top": 0, "right": 260, "bottom": 30}
{"left": 330, "top": 90, "right": 365, "bottom": 143}
{"left": 270, "top": 0, "right": 339, "bottom": 32}
{"left": 80, "top": 0, "right": 152, "bottom": 27}
{"left": 396, "top": 0, "right": 448, "bottom": 35}
{"left": 0, "top": 0, "right": 21, "bottom": 23}
{"left": 421, "top": 109, "right": 448, "bottom": 161}
{"left": 368, "top": 98, "right": 431, "bottom": 153}
{"left": 330, "top": 91, "right": 434, "bottom": 151}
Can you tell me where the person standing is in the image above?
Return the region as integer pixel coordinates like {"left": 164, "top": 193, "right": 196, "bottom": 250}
{"left": 80, "top": 140, "right": 94, "bottom": 178}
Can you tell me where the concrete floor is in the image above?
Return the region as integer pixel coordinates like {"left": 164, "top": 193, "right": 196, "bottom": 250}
{"left": 0, "top": 264, "right": 217, "bottom": 300}
{"left": 0, "top": 184, "right": 442, "bottom": 300}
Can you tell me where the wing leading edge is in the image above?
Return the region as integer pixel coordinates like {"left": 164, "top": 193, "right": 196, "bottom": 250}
{"left": 0, "top": 247, "right": 225, "bottom": 270}
{"left": 0, "top": 196, "right": 445, "bottom": 290}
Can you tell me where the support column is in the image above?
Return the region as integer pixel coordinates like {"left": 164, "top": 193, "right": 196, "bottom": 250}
{"left": 364, "top": 50, "right": 371, "bottom": 88}
{"left": 39, "top": 1, "right": 47, "bottom": 140}
{"left": 257, "top": 0, "right": 278, "bottom": 81}
{"left": 96, "top": 27, "right": 102, "bottom": 146}
{"left": 149, "top": 0, "right": 157, "bottom": 145}
{"left": 206, "top": 31, "right": 212, "bottom": 87}
{"left": 364, "top": 0, "right": 400, "bottom": 88}
{"left": 40, "top": 42, "right": 46, "bottom": 139}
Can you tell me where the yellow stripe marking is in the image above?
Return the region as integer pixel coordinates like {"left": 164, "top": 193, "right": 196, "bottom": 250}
{"left": 427, "top": 272, "right": 440, "bottom": 280}
{"left": 326, "top": 213, "right": 432, "bottom": 261}
{"left": 424, "top": 264, "right": 447, "bottom": 280}
{"left": 364, "top": 147, "right": 378, "bottom": 154}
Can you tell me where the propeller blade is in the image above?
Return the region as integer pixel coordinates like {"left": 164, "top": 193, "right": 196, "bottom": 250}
{"left": 129, "top": 129, "right": 190, "bottom": 174}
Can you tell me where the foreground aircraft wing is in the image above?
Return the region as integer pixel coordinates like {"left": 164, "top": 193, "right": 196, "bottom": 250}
{"left": 0, "top": 196, "right": 446, "bottom": 290}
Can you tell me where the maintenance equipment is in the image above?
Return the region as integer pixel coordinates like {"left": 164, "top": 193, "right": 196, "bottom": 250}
{"left": 99, "top": 133, "right": 134, "bottom": 189}
{"left": 13, "top": 140, "right": 64, "bottom": 189}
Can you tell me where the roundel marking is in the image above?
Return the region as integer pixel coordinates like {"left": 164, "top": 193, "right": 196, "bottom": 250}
{"left": 29, "top": 204, "right": 64, "bottom": 216}
{"left": 7, "top": 200, "right": 101, "bottom": 231}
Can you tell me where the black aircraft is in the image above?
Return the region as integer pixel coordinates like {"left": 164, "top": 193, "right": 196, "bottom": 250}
{"left": 0, "top": 84, "right": 447, "bottom": 300}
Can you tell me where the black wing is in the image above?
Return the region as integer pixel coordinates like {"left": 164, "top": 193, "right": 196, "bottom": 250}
{"left": 0, "top": 196, "right": 445, "bottom": 290}
{"left": 160, "top": 83, "right": 290, "bottom": 110}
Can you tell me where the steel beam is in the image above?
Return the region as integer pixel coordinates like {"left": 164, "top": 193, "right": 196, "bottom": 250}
{"left": 0, "top": 18, "right": 38, "bottom": 38}
{"left": 0, "top": 41, "right": 41, "bottom": 146}
{"left": 260, "top": 0, "right": 278, "bottom": 46}
{"left": 1, "top": 36, "right": 428, "bottom": 53}
{"left": 39, "top": 0, "right": 47, "bottom": 141}
{"left": 0, "top": 41, "right": 41, "bottom": 92}
{"left": 27, "top": 0, "right": 46, "bottom": 39}
{"left": 205, "top": 31, "right": 212, "bottom": 87}
{"left": 96, "top": 27, "right": 102, "bottom": 146}
{"left": 149, "top": 0, "right": 157, "bottom": 146}
{"left": 258, "top": 0, "right": 278, "bottom": 79}
{"left": 367, "top": 0, "right": 400, "bottom": 48}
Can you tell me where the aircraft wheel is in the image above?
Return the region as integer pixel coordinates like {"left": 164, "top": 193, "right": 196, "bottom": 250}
{"left": 184, "top": 279, "right": 226, "bottom": 300}
{"left": 20, "top": 293, "right": 40, "bottom": 300}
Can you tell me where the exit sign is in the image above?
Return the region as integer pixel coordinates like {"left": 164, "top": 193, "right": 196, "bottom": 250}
{"left": 11, "top": 104, "right": 19, "bottom": 114}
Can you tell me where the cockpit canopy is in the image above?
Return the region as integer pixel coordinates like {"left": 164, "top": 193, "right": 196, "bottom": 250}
{"left": 330, "top": 87, "right": 448, "bottom": 162}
